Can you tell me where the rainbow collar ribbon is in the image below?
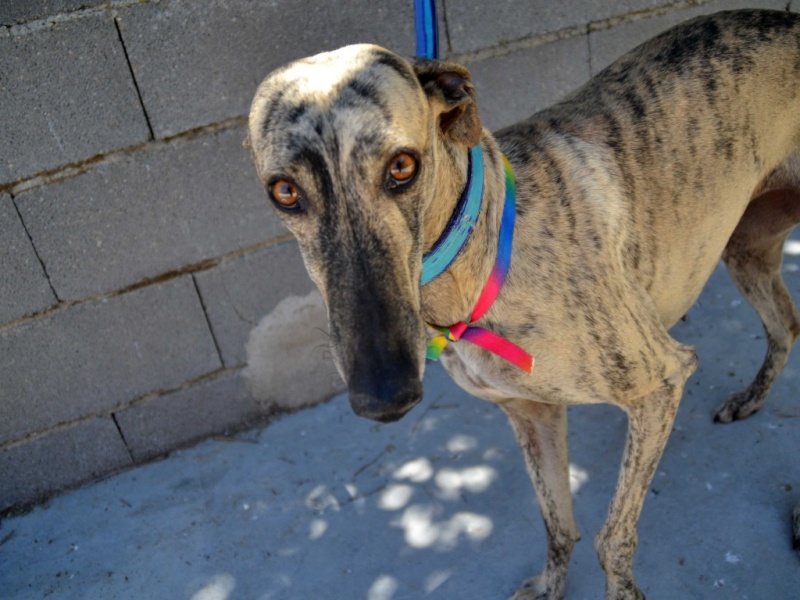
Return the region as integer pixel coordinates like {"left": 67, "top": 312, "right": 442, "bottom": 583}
{"left": 424, "top": 152, "right": 534, "bottom": 374}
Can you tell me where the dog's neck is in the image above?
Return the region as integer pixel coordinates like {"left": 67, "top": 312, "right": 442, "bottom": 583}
{"left": 420, "top": 134, "right": 506, "bottom": 326}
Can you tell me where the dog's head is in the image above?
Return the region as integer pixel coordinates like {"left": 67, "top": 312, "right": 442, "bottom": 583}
{"left": 247, "top": 44, "right": 482, "bottom": 422}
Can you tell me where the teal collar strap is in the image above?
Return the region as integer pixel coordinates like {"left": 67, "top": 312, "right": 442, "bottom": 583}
{"left": 420, "top": 145, "right": 484, "bottom": 285}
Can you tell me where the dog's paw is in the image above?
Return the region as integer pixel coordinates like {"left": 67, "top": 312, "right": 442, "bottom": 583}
{"left": 603, "top": 582, "right": 646, "bottom": 600}
{"left": 713, "top": 388, "right": 765, "bottom": 423}
{"left": 507, "top": 575, "right": 564, "bottom": 600}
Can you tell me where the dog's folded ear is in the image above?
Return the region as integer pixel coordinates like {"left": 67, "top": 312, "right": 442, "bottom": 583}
{"left": 413, "top": 58, "right": 483, "bottom": 147}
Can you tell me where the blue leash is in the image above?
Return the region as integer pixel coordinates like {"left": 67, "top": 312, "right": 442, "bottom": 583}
{"left": 414, "top": 0, "right": 439, "bottom": 59}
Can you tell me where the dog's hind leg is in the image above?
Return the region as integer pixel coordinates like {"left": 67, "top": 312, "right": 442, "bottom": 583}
{"left": 715, "top": 187, "right": 800, "bottom": 423}
{"left": 500, "top": 400, "right": 580, "bottom": 600}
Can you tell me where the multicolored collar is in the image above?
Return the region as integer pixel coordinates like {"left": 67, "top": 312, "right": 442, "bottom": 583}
{"left": 422, "top": 151, "right": 534, "bottom": 374}
{"left": 420, "top": 145, "right": 484, "bottom": 285}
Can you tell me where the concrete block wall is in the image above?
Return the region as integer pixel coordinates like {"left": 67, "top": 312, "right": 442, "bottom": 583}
{"left": 0, "top": 0, "right": 793, "bottom": 512}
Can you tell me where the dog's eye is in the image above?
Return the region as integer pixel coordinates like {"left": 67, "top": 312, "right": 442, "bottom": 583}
{"left": 269, "top": 179, "right": 301, "bottom": 211}
{"left": 386, "top": 152, "right": 418, "bottom": 189}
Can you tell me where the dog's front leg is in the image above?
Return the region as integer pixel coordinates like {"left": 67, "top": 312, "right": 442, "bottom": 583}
{"left": 500, "top": 399, "right": 580, "bottom": 600}
{"left": 595, "top": 374, "right": 687, "bottom": 600}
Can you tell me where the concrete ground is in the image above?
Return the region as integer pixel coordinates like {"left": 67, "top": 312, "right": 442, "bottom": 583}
{"left": 1, "top": 259, "right": 799, "bottom": 600}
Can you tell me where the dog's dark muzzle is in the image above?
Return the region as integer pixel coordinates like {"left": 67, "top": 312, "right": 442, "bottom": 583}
{"left": 335, "top": 293, "right": 425, "bottom": 423}
{"left": 347, "top": 349, "right": 423, "bottom": 423}
{"left": 350, "top": 374, "right": 422, "bottom": 423}
{"left": 322, "top": 225, "right": 426, "bottom": 423}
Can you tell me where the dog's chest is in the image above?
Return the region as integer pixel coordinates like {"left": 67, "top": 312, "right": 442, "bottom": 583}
{"left": 437, "top": 343, "right": 550, "bottom": 404}
{"left": 438, "top": 348, "right": 503, "bottom": 400}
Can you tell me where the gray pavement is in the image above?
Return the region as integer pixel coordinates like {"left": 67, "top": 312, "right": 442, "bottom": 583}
{"left": 1, "top": 260, "right": 799, "bottom": 600}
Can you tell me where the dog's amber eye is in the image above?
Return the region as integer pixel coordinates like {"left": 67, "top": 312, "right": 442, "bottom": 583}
{"left": 269, "top": 179, "right": 300, "bottom": 209}
{"left": 387, "top": 152, "right": 418, "bottom": 188}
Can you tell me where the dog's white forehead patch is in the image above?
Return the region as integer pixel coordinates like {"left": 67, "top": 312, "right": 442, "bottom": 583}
{"left": 257, "top": 44, "right": 427, "bottom": 163}
{"left": 283, "top": 44, "right": 382, "bottom": 97}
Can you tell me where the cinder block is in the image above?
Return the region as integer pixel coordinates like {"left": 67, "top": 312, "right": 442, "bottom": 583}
{"left": 194, "top": 242, "right": 314, "bottom": 368}
{"left": 115, "top": 0, "right": 417, "bottom": 138}
{"left": 446, "top": 0, "right": 673, "bottom": 55}
{"left": 15, "top": 126, "right": 280, "bottom": 302}
{"left": 114, "top": 373, "right": 262, "bottom": 462}
{"left": 0, "top": 417, "right": 132, "bottom": 512}
{"left": 469, "top": 34, "right": 592, "bottom": 132}
{"left": 0, "top": 276, "right": 221, "bottom": 446}
{"left": 0, "top": 1, "right": 104, "bottom": 26}
{"left": 0, "top": 195, "right": 56, "bottom": 324}
{"left": 589, "top": 0, "right": 791, "bottom": 74}
{"left": 0, "top": 13, "right": 150, "bottom": 183}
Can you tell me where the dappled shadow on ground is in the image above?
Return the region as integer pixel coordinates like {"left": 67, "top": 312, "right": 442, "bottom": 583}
{"left": 176, "top": 378, "right": 618, "bottom": 600}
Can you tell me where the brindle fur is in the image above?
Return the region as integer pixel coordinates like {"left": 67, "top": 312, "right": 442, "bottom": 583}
{"left": 248, "top": 10, "right": 800, "bottom": 599}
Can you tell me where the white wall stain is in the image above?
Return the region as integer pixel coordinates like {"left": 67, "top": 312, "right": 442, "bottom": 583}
{"left": 242, "top": 290, "right": 343, "bottom": 411}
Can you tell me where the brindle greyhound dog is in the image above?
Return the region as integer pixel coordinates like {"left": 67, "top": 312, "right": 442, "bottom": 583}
{"left": 247, "top": 9, "right": 800, "bottom": 599}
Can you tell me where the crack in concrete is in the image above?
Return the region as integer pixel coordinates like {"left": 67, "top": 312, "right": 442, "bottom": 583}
{"left": 440, "top": 0, "right": 453, "bottom": 55}
{"left": 192, "top": 273, "right": 226, "bottom": 368}
{"left": 10, "top": 194, "right": 62, "bottom": 304}
{"left": 111, "top": 413, "right": 135, "bottom": 464}
{"left": 114, "top": 16, "right": 155, "bottom": 140}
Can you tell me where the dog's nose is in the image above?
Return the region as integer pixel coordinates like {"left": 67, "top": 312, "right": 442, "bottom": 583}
{"left": 348, "top": 373, "right": 423, "bottom": 423}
